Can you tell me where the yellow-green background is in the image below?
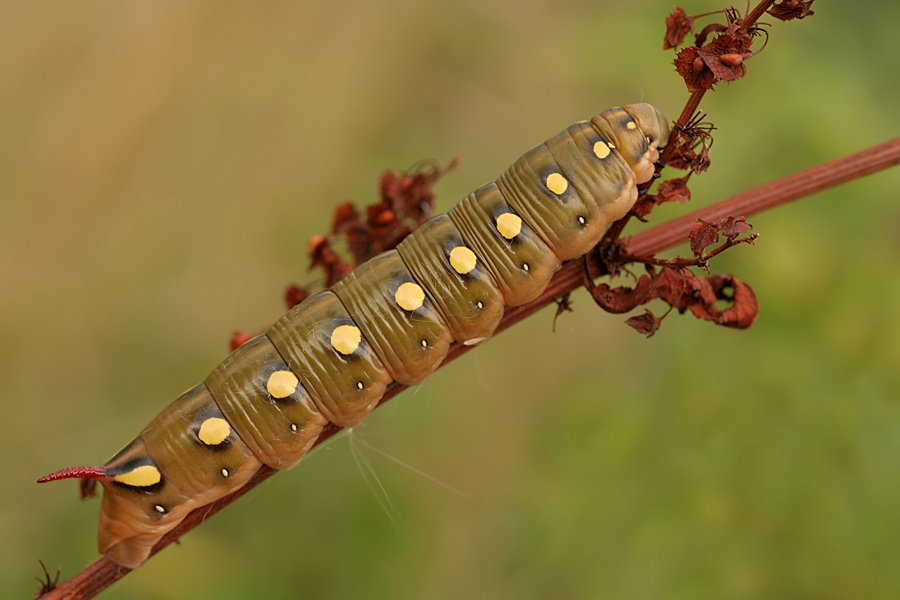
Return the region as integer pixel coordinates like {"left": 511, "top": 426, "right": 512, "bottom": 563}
{"left": 3, "top": 1, "right": 899, "bottom": 598}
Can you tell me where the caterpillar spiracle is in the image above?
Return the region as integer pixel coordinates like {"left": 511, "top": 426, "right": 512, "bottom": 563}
{"left": 39, "top": 103, "right": 669, "bottom": 568}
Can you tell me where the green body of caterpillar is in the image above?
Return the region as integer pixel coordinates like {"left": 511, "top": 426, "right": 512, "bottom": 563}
{"left": 41, "top": 104, "right": 669, "bottom": 568}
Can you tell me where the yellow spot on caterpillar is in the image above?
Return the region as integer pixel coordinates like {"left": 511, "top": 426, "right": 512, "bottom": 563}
{"left": 198, "top": 417, "right": 231, "bottom": 446}
{"left": 523, "top": 263, "right": 530, "bottom": 272}
{"left": 155, "top": 504, "right": 166, "bottom": 513}
{"left": 546, "top": 172, "right": 568, "bottom": 195}
{"left": 496, "top": 213, "right": 522, "bottom": 239}
{"left": 266, "top": 370, "right": 299, "bottom": 399}
{"left": 608, "top": 141, "right": 616, "bottom": 148}
{"left": 626, "top": 121, "right": 637, "bottom": 130}
{"left": 112, "top": 464, "right": 161, "bottom": 487}
{"left": 593, "top": 141, "right": 611, "bottom": 159}
{"left": 221, "top": 468, "right": 229, "bottom": 477}
{"left": 290, "top": 423, "right": 298, "bottom": 432}
{"left": 476, "top": 301, "right": 484, "bottom": 309}
{"left": 578, "top": 216, "right": 586, "bottom": 225}
{"left": 331, "top": 325, "right": 361, "bottom": 355}
{"left": 449, "top": 246, "right": 477, "bottom": 274}
{"left": 357, "top": 381, "right": 364, "bottom": 390}
{"left": 421, "top": 339, "right": 427, "bottom": 348}
{"left": 395, "top": 282, "right": 425, "bottom": 311}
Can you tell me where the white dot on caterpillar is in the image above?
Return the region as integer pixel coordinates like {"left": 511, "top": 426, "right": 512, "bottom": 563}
{"left": 198, "top": 417, "right": 231, "bottom": 446}
{"left": 221, "top": 468, "right": 229, "bottom": 477}
{"left": 395, "top": 282, "right": 425, "bottom": 311}
{"left": 290, "top": 423, "right": 298, "bottom": 432}
{"left": 578, "top": 216, "right": 586, "bottom": 225}
{"left": 266, "top": 370, "right": 299, "bottom": 399}
{"left": 421, "top": 339, "right": 427, "bottom": 348}
{"left": 449, "top": 246, "right": 477, "bottom": 275}
{"left": 154, "top": 505, "right": 166, "bottom": 514}
{"left": 111, "top": 464, "right": 161, "bottom": 487}
{"left": 592, "top": 141, "right": 611, "bottom": 160}
{"left": 546, "top": 172, "right": 568, "bottom": 195}
{"left": 523, "top": 263, "right": 530, "bottom": 272}
{"left": 331, "top": 325, "right": 362, "bottom": 355}
{"left": 476, "top": 301, "right": 484, "bottom": 309}
{"left": 357, "top": 381, "right": 364, "bottom": 390}
{"left": 496, "top": 213, "right": 522, "bottom": 239}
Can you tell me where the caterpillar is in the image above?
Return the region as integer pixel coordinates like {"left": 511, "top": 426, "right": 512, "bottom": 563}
{"left": 39, "top": 103, "right": 669, "bottom": 569}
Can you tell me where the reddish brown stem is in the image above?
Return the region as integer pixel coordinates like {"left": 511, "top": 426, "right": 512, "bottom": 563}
{"left": 629, "top": 136, "right": 900, "bottom": 258}
{"left": 37, "top": 135, "right": 900, "bottom": 600}
{"left": 623, "top": 233, "right": 759, "bottom": 269}
{"left": 741, "top": 0, "right": 778, "bottom": 31}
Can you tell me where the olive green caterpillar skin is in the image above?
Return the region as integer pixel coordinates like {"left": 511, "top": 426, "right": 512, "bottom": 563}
{"left": 67, "top": 104, "right": 669, "bottom": 568}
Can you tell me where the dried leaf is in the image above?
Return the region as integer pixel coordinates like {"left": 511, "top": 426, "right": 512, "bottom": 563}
{"left": 690, "top": 220, "right": 720, "bottom": 256}
{"left": 667, "top": 144, "right": 711, "bottom": 174}
{"left": 79, "top": 478, "right": 97, "bottom": 500}
{"left": 664, "top": 7, "right": 695, "bottom": 50}
{"left": 283, "top": 284, "right": 310, "bottom": 310}
{"left": 717, "top": 216, "right": 752, "bottom": 239}
{"left": 674, "top": 46, "right": 717, "bottom": 92}
{"left": 584, "top": 267, "right": 758, "bottom": 331}
{"left": 304, "top": 160, "right": 455, "bottom": 289}
{"left": 380, "top": 159, "right": 456, "bottom": 225}
{"left": 626, "top": 310, "right": 663, "bottom": 337}
{"left": 656, "top": 176, "right": 692, "bottom": 205}
{"left": 702, "top": 273, "right": 759, "bottom": 329}
{"left": 693, "top": 145, "right": 711, "bottom": 174}
{"left": 769, "top": 0, "right": 815, "bottom": 21}
{"left": 666, "top": 146, "right": 697, "bottom": 171}
{"left": 698, "top": 35, "right": 751, "bottom": 82}
{"left": 631, "top": 195, "right": 657, "bottom": 220}
{"left": 229, "top": 331, "right": 253, "bottom": 352}
{"left": 308, "top": 235, "right": 353, "bottom": 287}
{"left": 331, "top": 202, "right": 362, "bottom": 236}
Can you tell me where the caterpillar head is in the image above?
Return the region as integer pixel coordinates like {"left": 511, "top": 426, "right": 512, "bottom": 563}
{"left": 623, "top": 103, "right": 670, "bottom": 151}
{"left": 591, "top": 103, "right": 670, "bottom": 184}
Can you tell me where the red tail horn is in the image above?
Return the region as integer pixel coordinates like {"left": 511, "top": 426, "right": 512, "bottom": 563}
{"left": 37, "top": 465, "right": 107, "bottom": 483}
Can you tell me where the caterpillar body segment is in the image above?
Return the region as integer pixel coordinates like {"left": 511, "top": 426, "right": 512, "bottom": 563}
{"left": 267, "top": 290, "right": 392, "bottom": 428}
{"left": 204, "top": 334, "right": 328, "bottom": 469}
{"left": 394, "top": 214, "right": 505, "bottom": 345}
{"left": 449, "top": 181, "right": 562, "bottom": 306}
{"left": 331, "top": 250, "right": 454, "bottom": 385}
{"left": 39, "top": 104, "right": 669, "bottom": 568}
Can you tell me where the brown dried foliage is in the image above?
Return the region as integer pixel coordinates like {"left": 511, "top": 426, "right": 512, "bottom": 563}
{"left": 667, "top": 5, "right": 771, "bottom": 92}
{"left": 585, "top": 266, "right": 759, "bottom": 337}
{"left": 302, "top": 159, "right": 457, "bottom": 289}
{"left": 768, "top": 0, "right": 815, "bottom": 21}
{"left": 663, "top": 7, "right": 696, "bottom": 50}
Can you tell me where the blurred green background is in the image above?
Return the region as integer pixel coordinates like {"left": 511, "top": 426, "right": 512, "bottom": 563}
{"left": 2, "top": 1, "right": 899, "bottom": 598}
